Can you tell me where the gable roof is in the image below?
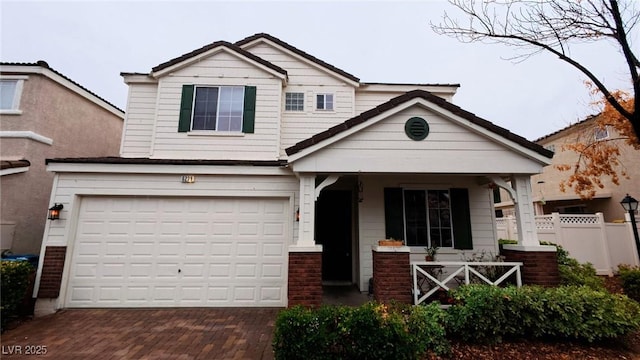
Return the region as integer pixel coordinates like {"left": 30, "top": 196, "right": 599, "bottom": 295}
{"left": 285, "top": 89, "right": 553, "bottom": 159}
{"left": 0, "top": 61, "right": 124, "bottom": 116}
{"left": 235, "top": 33, "right": 360, "bottom": 83}
{"left": 534, "top": 115, "right": 598, "bottom": 143}
{"left": 150, "top": 40, "right": 288, "bottom": 77}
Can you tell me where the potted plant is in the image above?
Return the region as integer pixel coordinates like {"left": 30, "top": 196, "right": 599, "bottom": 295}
{"left": 424, "top": 246, "right": 438, "bottom": 261}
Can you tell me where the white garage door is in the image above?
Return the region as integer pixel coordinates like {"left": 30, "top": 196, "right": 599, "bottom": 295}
{"left": 65, "top": 196, "right": 289, "bottom": 307}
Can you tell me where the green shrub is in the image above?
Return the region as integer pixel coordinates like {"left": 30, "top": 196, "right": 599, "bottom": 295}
{"left": 540, "top": 241, "right": 605, "bottom": 290}
{"left": 1, "top": 260, "right": 34, "bottom": 329}
{"left": 272, "top": 302, "right": 450, "bottom": 359}
{"left": 445, "top": 285, "right": 640, "bottom": 344}
{"left": 618, "top": 264, "right": 640, "bottom": 302}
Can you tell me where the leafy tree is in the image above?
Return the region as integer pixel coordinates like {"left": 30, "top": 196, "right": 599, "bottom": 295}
{"left": 555, "top": 87, "right": 639, "bottom": 198}
{"left": 431, "top": 0, "right": 640, "bottom": 142}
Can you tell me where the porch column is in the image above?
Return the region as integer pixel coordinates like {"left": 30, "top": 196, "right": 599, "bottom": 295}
{"left": 502, "top": 175, "right": 559, "bottom": 286}
{"left": 511, "top": 175, "right": 539, "bottom": 247}
{"left": 288, "top": 173, "right": 322, "bottom": 307}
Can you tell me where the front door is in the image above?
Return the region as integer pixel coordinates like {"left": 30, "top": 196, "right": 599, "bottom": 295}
{"left": 316, "top": 190, "right": 352, "bottom": 282}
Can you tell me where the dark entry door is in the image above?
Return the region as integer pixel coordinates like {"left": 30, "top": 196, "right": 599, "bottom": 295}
{"left": 316, "top": 190, "right": 352, "bottom": 282}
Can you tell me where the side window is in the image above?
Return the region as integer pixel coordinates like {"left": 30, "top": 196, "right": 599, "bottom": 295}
{"left": 316, "top": 93, "right": 334, "bottom": 111}
{"left": 0, "top": 78, "right": 25, "bottom": 113}
{"left": 285, "top": 92, "right": 304, "bottom": 111}
{"left": 178, "top": 85, "right": 256, "bottom": 133}
{"left": 594, "top": 127, "right": 609, "bottom": 141}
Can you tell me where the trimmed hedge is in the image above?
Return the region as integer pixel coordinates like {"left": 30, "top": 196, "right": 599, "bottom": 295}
{"left": 446, "top": 285, "right": 640, "bottom": 344}
{"left": 1, "top": 260, "right": 34, "bottom": 330}
{"left": 619, "top": 265, "right": 640, "bottom": 302}
{"left": 272, "top": 302, "right": 450, "bottom": 359}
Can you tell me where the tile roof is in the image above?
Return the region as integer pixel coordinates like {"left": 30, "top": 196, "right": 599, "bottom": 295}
{"left": 45, "top": 157, "right": 287, "bottom": 167}
{"left": 0, "top": 61, "right": 124, "bottom": 114}
{"left": 360, "top": 82, "right": 460, "bottom": 88}
{"left": 235, "top": 33, "right": 360, "bottom": 83}
{"left": 150, "top": 41, "right": 287, "bottom": 76}
{"left": 0, "top": 159, "right": 30, "bottom": 170}
{"left": 285, "top": 89, "right": 554, "bottom": 159}
{"left": 533, "top": 115, "right": 598, "bottom": 143}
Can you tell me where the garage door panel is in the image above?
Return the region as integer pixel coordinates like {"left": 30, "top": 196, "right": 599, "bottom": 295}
{"left": 66, "top": 196, "right": 288, "bottom": 307}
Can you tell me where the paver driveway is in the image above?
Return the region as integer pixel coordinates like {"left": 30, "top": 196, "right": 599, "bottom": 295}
{"left": 1, "top": 308, "right": 280, "bottom": 359}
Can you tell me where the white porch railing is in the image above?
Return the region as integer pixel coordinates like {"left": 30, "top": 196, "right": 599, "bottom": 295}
{"left": 411, "top": 261, "right": 523, "bottom": 306}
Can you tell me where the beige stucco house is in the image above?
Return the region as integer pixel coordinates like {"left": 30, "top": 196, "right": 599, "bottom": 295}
{"left": 0, "top": 61, "right": 124, "bottom": 254}
{"left": 495, "top": 116, "right": 640, "bottom": 221}
{"left": 33, "top": 34, "right": 554, "bottom": 314}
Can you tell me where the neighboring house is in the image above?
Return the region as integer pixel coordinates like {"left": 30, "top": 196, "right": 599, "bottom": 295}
{"left": 495, "top": 115, "right": 640, "bottom": 221}
{"left": 34, "top": 33, "right": 553, "bottom": 313}
{"left": 0, "top": 61, "right": 124, "bottom": 255}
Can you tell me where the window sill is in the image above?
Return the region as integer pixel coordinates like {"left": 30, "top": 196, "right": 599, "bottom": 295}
{"left": 0, "top": 110, "right": 23, "bottom": 115}
{"left": 187, "top": 131, "right": 245, "bottom": 137}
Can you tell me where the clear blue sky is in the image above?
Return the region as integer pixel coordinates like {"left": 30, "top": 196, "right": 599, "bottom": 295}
{"left": 1, "top": 0, "right": 633, "bottom": 141}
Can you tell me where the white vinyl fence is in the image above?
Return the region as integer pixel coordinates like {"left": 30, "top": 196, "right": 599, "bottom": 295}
{"left": 496, "top": 213, "right": 640, "bottom": 275}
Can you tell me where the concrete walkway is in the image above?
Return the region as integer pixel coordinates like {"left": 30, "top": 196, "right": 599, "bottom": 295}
{"left": 1, "top": 308, "right": 280, "bottom": 359}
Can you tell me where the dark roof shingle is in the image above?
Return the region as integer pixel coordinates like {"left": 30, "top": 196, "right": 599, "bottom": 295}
{"left": 235, "top": 33, "right": 360, "bottom": 83}
{"left": 0, "top": 61, "right": 124, "bottom": 114}
{"left": 45, "top": 157, "right": 287, "bottom": 167}
{"left": 151, "top": 41, "right": 287, "bottom": 76}
{"left": 285, "top": 90, "right": 553, "bottom": 158}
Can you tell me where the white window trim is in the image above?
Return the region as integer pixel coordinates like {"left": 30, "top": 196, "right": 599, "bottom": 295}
{"left": 0, "top": 131, "right": 53, "bottom": 145}
{"left": 191, "top": 85, "right": 245, "bottom": 132}
{"left": 315, "top": 93, "right": 334, "bottom": 111}
{"left": 0, "top": 76, "right": 27, "bottom": 114}
{"left": 0, "top": 166, "right": 29, "bottom": 176}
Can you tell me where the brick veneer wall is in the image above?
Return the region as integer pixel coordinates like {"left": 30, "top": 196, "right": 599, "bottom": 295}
{"left": 37, "top": 246, "right": 67, "bottom": 298}
{"left": 372, "top": 250, "right": 412, "bottom": 304}
{"left": 288, "top": 252, "right": 322, "bottom": 307}
{"left": 502, "top": 249, "right": 560, "bottom": 287}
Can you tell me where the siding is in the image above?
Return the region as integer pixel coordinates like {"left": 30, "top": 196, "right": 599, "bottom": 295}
{"left": 150, "top": 51, "right": 282, "bottom": 160}
{"left": 244, "top": 43, "right": 357, "bottom": 153}
{"left": 120, "top": 83, "right": 157, "bottom": 157}
{"left": 42, "top": 171, "right": 299, "bottom": 247}
{"left": 292, "top": 106, "right": 544, "bottom": 174}
{"left": 357, "top": 174, "right": 496, "bottom": 292}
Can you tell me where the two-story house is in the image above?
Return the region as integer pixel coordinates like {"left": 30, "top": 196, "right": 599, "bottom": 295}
{"left": 494, "top": 115, "right": 640, "bottom": 221}
{"left": 0, "top": 61, "right": 124, "bottom": 255}
{"left": 33, "top": 33, "right": 553, "bottom": 314}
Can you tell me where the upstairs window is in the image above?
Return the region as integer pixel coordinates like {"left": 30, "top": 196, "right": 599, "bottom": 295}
{"left": 316, "top": 93, "right": 334, "bottom": 111}
{"left": 594, "top": 127, "right": 609, "bottom": 141}
{"left": 285, "top": 92, "right": 304, "bottom": 111}
{"left": 0, "top": 79, "right": 24, "bottom": 113}
{"left": 178, "top": 85, "right": 256, "bottom": 133}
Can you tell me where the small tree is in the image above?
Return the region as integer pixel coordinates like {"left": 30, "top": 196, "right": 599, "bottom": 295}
{"left": 432, "top": 0, "right": 640, "bottom": 142}
{"left": 556, "top": 87, "right": 640, "bottom": 199}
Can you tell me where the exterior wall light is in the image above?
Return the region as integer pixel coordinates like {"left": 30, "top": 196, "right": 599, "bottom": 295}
{"left": 48, "top": 203, "right": 64, "bottom": 220}
{"left": 296, "top": 208, "right": 300, "bottom": 222}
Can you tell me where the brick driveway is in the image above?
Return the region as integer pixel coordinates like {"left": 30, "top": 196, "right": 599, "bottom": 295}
{"left": 1, "top": 308, "right": 280, "bottom": 359}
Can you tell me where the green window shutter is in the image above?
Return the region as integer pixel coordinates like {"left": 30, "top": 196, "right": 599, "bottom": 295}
{"left": 178, "top": 85, "right": 194, "bottom": 132}
{"left": 242, "top": 86, "right": 256, "bottom": 133}
{"left": 451, "top": 188, "right": 473, "bottom": 250}
{"left": 384, "top": 188, "right": 404, "bottom": 241}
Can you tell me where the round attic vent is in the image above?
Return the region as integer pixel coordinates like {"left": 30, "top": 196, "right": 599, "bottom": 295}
{"left": 405, "top": 117, "right": 429, "bottom": 140}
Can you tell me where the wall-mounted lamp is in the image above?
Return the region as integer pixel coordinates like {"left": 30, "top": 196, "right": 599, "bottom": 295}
{"left": 48, "top": 203, "right": 64, "bottom": 220}
{"left": 296, "top": 208, "right": 300, "bottom": 222}
{"left": 181, "top": 175, "right": 196, "bottom": 183}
